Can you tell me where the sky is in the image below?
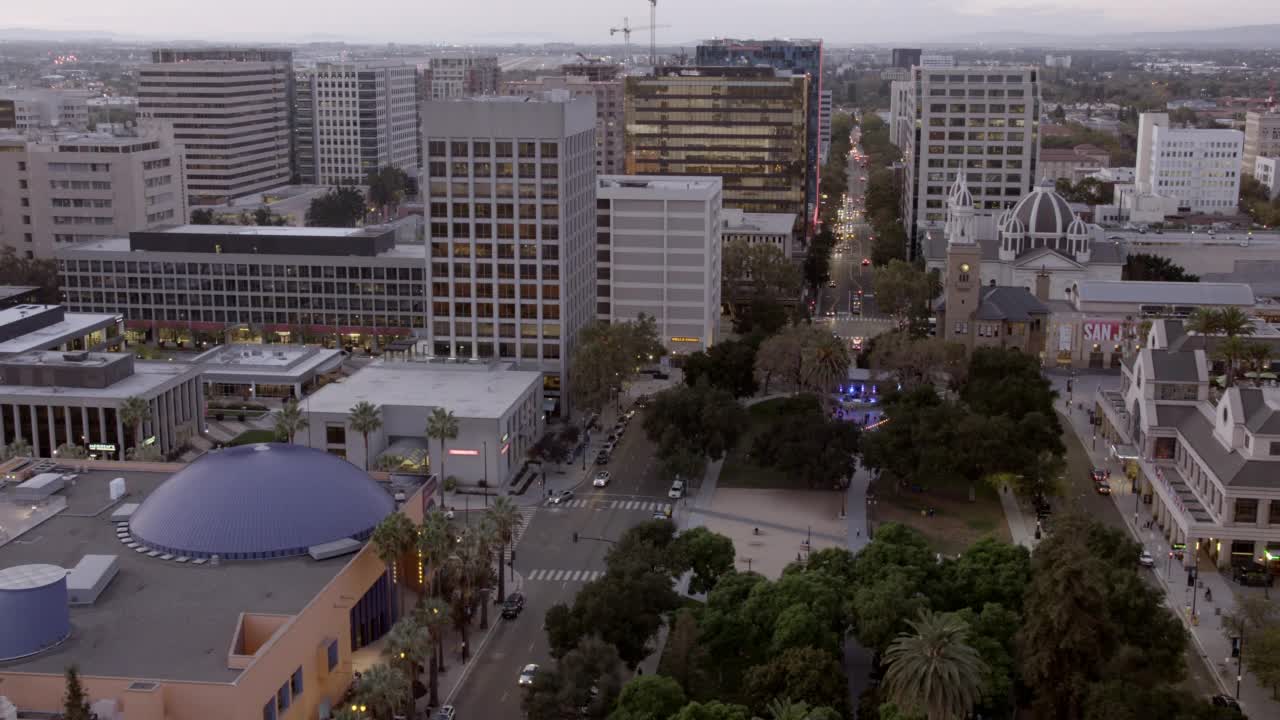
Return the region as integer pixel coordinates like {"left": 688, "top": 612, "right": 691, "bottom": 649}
{"left": 7, "top": 0, "right": 1280, "bottom": 44}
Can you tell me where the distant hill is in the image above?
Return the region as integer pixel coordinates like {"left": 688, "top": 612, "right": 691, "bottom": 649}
{"left": 0, "top": 27, "right": 130, "bottom": 42}
{"left": 933, "top": 24, "right": 1280, "bottom": 49}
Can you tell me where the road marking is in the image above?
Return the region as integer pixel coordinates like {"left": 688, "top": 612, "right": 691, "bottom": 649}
{"left": 526, "top": 568, "right": 604, "bottom": 582}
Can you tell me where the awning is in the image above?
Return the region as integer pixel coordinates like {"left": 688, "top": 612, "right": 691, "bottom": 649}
{"left": 379, "top": 436, "right": 430, "bottom": 468}
{"left": 1111, "top": 443, "right": 1139, "bottom": 461}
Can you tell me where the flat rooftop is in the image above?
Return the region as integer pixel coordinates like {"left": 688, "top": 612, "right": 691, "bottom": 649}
{"left": 160, "top": 225, "right": 371, "bottom": 238}
{"left": 722, "top": 209, "right": 796, "bottom": 236}
{"left": 598, "top": 175, "right": 722, "bottom": 193}
{"left": 0, "top": 468, "right": 349, "bottom": 682}
{"left": 0, "top": 286, "right": 39, "bottom": 301}
{"left": 0, "top": 359, "right": 193, "bottom": 401}
{"left": 0, "top": 311, "right": 117, "bottom": 356}
{"left": 59, "top": 236, "right": 427, "bottom": 259}
{"left": 304, "top": 360, "right": 542, "bottom": 418}
{"left": 194, "top": 344, "right": 344, "bottom": 379}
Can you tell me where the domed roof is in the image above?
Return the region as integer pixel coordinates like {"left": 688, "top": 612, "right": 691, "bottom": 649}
{"left": 948, "top": 175, "right": 973, "bottom": 209}
{"left": 1067, "top": 215, "right": 1089, "bottom": 237}
{"left": 1009, "top": 179, "right": 1077, "bottom": 236}
{"left": 129, "top": 443, "right": 395, "bottom": 560}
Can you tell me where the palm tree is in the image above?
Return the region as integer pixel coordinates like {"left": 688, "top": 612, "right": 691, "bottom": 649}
{"left": 1215, "top": 336, "right": 1251, "bottom": 388}
{"left": 758, "top": 698, "right": 819, "bottom": 720}
{"left": 465, "top": 518, "right": 497, "bottom": 630}
{"left": 355, "top": 663, "right": 409, "bottom": 720}
{"left": 1187, "top": 308, "right": 1222, "bottom": 336}
{"left": 119, "top": 395, "right": 151, "bottom": 454}
{"left": 383, "top": 616, "right": 431, "bottom": 717}
{"left": 418, "top": 510, "right": 454, "bottom": 598}
{"left": 274, "top": 398, "right": 309, "bottom": 444}
{"left": 416, "top": 597, "right": 451, "bottom": 703}
{"left": 805, "top": 333, "right": 852, "bottom": 396}
{"left": 371, "top": 512, "right": 418, "bottom": 618}
{"left": 882, "top": 609, "right": 988, "bottom": 720}
{"left": 348, "top": 400, "right": 382, "bottom": 471}
{"left": 1218, "top": 307, "right": 1255, "bottom": 338}
{"left": 486, "top": 496, "right": 523, "bottom": 603}
{"left": 1246, "top": 342, "right": 1273, "bottom": 380}
{"left": 425, "top": 407, "right": 459, "bottom": 507}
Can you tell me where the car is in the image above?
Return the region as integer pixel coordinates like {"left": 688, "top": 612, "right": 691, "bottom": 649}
{"left": 861, "top": 257, "right": 871, "bottom": 267}
{"left": 1089, "top": 468, "right": 1108, "bottom": 483}
{"left": 550, "top": 489, "right": 574, "bottom": 505}
{"left": 605, "top": 433, "right": 619, "bottom": 444}
{"left": 1138, "top": 550, "right": 1155, "bottom": 568}
{"left": 435, "top": 706, "right": 457, "bottom": 720}
{"left": 1095, "top": 480, "right": 1111, "bottom": 495}
{"left": 593, "top": 470, "right": 611, "bottom": 487}
{"left": 827, "top": 280, "right": 837, "bottom": 288}
{"left": 1211, "top": 695, "right": 1242, "bottom": 711}
{"left": 653, "top": 509, "right": 672, "bottom": 520}
{"left": 594, "top": 450, "right": 610, "bottom": 466}
{"left": 668, "top": 480, "right": 685, "bottom": 499}
{"left": 518, "top": 663, "right": 539, "bottom": 687}
{"left": 625, "top": 409, "right": 637, "bottom": 419}
{"left": 501, "top": 592, "right": 526, "bottom": 619}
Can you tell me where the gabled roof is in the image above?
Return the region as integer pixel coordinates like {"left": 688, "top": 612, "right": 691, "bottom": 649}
{"left": 1175, "top": 410, "right": 1278, "bottom": 488}
{"left": 1239, "top": 387, "right": 1280, "bottom": 435}
{"left": 1147, "top": 349, "right": 1203, "bottom": 383}
{"left": 975, "top": 286, "right": 1048, "bottom": 322}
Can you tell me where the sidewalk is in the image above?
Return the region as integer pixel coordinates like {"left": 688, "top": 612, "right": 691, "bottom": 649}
{"left": 1050, "top": 371, "right": 1278, "bottom": 715}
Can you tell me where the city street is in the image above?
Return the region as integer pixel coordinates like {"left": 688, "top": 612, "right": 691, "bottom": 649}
{"left": 445, "top": 403, "right": 676, "bottom": 718}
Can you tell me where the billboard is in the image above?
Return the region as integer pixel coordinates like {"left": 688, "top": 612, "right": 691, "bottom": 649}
{"left": 1083, "top": 320, "right": 1124, "bottom": 344}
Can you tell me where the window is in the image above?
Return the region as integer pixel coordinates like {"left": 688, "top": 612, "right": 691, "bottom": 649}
{"left": 1272, "top": 500, "right": 1280, "bottom": 525}
{"left": 263, "top": 701, "right": 276, "bottom": 720}
{"left": 327, "top": 639, "right": 339, "bottom": 670}
{"left": 1235, "top": 498, "right": 1258, "bottom": 524}
{"left": 277, "top": 682, "right": 291, "bottom": 712}
{"left": 291, "top": 667, "right": 304, "bottom": 697}
{"left": 325, "top": 425, "right": 346, "bottom": 445}
{"left": 1271, "top": 441, "right": 1280, "bottom": 456}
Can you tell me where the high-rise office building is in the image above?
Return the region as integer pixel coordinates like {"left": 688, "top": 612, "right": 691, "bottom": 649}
{"left": 891, "top": 48, "right": 922, "bottom": 69}
{"left": 625, "top": 67, "right": 808, "bottom": 230}
{"left": 819, "top": 90, "right": 833, "bottom": 164}
{"left": 421, "top": 95, "right": 597, "bottom": 414}
{"left": 502, "top": 74, "right": 624, "bottom": 175}
{"left": 1243, "top": 110, "right": 1280, "bottom": 175}
{"left": 294, "top": 61, "right": 419, "bottom": 186}
{"left": 1135, "top": 112, "right": 1243, "bottom": 215}
{"left": 696, "top": 39, "right": 822, "bottom": 228}
{"left": 0, "top": 123, "right": 184, "bottom": 258}
{"left": 425, "top": 55, "right": 500, "bottom": 100}
{"left": 896, "top": 65, "right": 1042, "bottom": 260}
{"left": 138, "top": 48, "right": 293, "bottom": 206}
{"left": 595, "top": 176, "right": 722, "bottom": 355}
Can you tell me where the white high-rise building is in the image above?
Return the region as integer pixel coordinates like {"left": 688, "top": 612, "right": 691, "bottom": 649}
{"left": 138, "top": 48, "right": 293, "bottom": 207}
{"left": 0, "top": 90, "right": 92, "bottom": 131}
{"left": 1243, "top": 110, "right": 1280, "bottom": 175}
{"left": 421, "top": 95, "right": 597, "bottom": 414}
{"left": 0, "top": 123, "right": 184, "bottom": 258}
{"left": 897, "top": 66, "right": 1041, "bottom": 260}
{"left": 1136, "top": 112, "right": 1243, "bottom": 215}
{"left": 595, "top": 176, "right": 722, "bottom": 355}
{"left": 295, "top": 61, "right": 419, "bottom": 186}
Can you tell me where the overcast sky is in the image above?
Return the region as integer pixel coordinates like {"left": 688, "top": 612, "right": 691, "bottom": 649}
{"left": 8, "top": 0, "right": 1280, "bottom": 44}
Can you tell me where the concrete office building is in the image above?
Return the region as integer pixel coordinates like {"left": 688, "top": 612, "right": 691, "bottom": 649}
{"left": 696, "top": 40, "right": 823, "bottom": 223}
{"left": 138, "top": 48, "right": 293, "bottom": 206}
{"left": 1256, "top": 157, "right": 1280, "bottom": 200}
{"left": 562, "top": 62, "right": 623, "bottom": 83}
{"left": 302, "top": 360, "right": 543, "bottom": 481}
{"left": 625, "top": 67, "right": 808, "bottom": 230}
{"left": 721, "top": 208, "right": 796, "bottom": 259}
{"left": 595, "top": 176, "right": 722, "bottom": 354}
{"left": 56, "top": 226, "right": 426, "bottom": 350}
{"left": 896, "top": 65, "right": 1042, "bottom": 260}
{"left": 193, "top": 343, "right": 343, "bottom": 400}
{"left": 819, "top": 90, "right": 833, "bottom": 164}
{"left": 0, "top": 89, "right": 92, "bottom": 131}
{"left": 891, "top": 48, "right": 922, "bottom": 69}
{"left": 424, "top": 55, "right": 500, "bottom": 100}
{"left": 0, "top": 123, "right": 184, "bottom": 258}
{"left": 294, "top": 61, "right": 418, "bottom": 186}
{"left": 0, "top": 450, "right": 431, "bottom": 720}
{"left": 0, "top": 303, "right": 124, "bottom": 358}
{"left": 1243, "top": 110, "right": 1280, "bottom": 175}
{"left": 503, "top": 74, "right": 625, "bottom": 175}
{"left": 1037, "top": 145, "right": 1111, "bottom": 182}
{"left": 0, "top": 351, "right": 201, "bottom": 459}
{"left": 421, "top": 95, "right": 597, "bottom": 414}
{"left": 1135, "top": 112, "right": 1243, "bottom": 215}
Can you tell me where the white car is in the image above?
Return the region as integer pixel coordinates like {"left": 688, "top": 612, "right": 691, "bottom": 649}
{"left": 518, "top": 663, "right": 539, "bottom": 687}
{"left": 593, "top": 471, "right": 611, "bottom": 487}
{"left": 1138, "top": 549, "right": 1155, "bottom": 568}
{"left": 668, "top": 480, "right": 685, "bottom": 499}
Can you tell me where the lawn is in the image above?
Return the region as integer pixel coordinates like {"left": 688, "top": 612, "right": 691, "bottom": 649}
{"left": 718, "top": 398, "right": 799, "bottom": 489}
{"left": 228, "top": 429, "right": 280, "bottom": 446}
{"left": 872, "top": 479, "right": 1011, "bottom": 556}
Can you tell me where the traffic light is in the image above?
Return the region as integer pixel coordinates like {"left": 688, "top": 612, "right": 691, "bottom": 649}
{"left": 572, "top": 531, "right": 579, "bottom": 544}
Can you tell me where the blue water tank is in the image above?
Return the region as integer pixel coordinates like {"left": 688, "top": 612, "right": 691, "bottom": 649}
{"left": 0, "top": 564, "right": 70, "bottom": 661}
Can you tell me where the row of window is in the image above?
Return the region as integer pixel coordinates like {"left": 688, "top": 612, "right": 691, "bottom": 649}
{"left": 262, "top": 662, "right": 309, "bottom": 720}
{"left": 927, "top": 73, "right": 1032, "bottom": 84}
{"left": 427, "top": 140, "right": 559, "bottom": 159}
{"left": 65, "top": 276, "right": 424, "bottom": 296}
{"left": 65, "top": 303, "right": 427, "bottom": 328}
{"left": 60, "top": 260, "right": 425, "bottom": 280}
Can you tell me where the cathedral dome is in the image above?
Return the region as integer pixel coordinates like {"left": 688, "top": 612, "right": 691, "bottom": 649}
{"left": 1009, "top": 179, "right": 1076, "bottom": 236}
{"left": 1067, "top": 215, "right": 1090, "bottom": 237}
{"left": 948, "top": 175, "right": 973, "bottom": 209}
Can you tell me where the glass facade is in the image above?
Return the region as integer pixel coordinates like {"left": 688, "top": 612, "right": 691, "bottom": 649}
{"left": 625, "top": 69, "right": 807, "bottom": 226}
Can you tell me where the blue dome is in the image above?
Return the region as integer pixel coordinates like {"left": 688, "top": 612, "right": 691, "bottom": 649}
{"left": 129, "top": 443, "right": 395, "bottom": 560}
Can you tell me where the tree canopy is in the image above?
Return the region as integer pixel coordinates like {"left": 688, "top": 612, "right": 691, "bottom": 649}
{"left": 642, "top": 380, "right": 749, "bottom": 482}
{"left": 569, "top": 315, "right": 666, "bottom": 413}
{"left": 306, "top": 186, "right": 366, "bottom": 227}
{"left": 1122, "top": 252, "right": 1199, "bottom": 282}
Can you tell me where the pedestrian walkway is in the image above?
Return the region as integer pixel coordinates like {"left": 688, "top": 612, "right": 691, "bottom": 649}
{"left": 525, "top": 568, "right": 605, "bottom": 583}
{"left": 997, "top": 486, "right": 1039, "bottom": 549}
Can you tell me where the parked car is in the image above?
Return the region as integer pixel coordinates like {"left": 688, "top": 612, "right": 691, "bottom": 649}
{"left": 518, "top": 663, "right": 539, "bottom": 687}
{"left": 550, "top": 490, "right": 574, "bottom": 505}
{"left": 593, "top": 471, "right": 611, "bottom": 487}
{"left": 1138, "top": 549, "right": 1155, "bottom": 568}
{"left": 668, "top": 480, "right": 685, "bottom": 499}
{"left": 1089, "top": 468, "right": 1107, "bottom": 483}
{"left": 1211, "top": 695, "right": 1242, "bottom": 711}
{"left": 594, "top": 450, "right": 610, "bottom": 466}
{"left": 1095, "top": 479, "right": 1111, "bottom": 495}
{"left": 501, "top": 592, "right": 526, "bottom": 619}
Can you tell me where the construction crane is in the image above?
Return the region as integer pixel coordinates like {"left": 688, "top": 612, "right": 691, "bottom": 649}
{"left": 610, "top": 16, "right": 670, "bottom": 65}
{"left": 648, "top": 0, "right": 658, "bottom": 65}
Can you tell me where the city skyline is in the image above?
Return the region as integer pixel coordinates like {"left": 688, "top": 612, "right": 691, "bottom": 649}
{"left": 6, "top": 0, "right": 1280, "bottom": 45}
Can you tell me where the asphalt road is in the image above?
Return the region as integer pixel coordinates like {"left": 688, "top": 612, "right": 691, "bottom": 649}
{"left": 446, "top": 407, "right": 676, "bottom": 718}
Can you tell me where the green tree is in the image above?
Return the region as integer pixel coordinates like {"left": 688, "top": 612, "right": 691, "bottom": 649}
{"left": 1218, "top": 306, "right": 1255, "bottom": 337}
{"left": 749, "top": 395, "right": 859, "bottom": 489}
{"left": 609, "top": 675, "right": 688, "bottom": 720}
{"left": 347, "top": 400, "right": 382, "bottom": 471}
{"left": 425, "top": 407, "right": 459, "bottom": 507}
{"left": 660, "top": 608, "right": 712, "bottom": 699}
{"left": 127, "top": 444, "right": 164, "bottom": 462}
{"left": 1122, "top": 253, "right": 1199, "bottom": 282}
{"left": 63, "top": 665, "right": 92, "bottom": 720}
{"left": 1083, "top": 680, "right": 1247, "bottom": 720}
{"left": 670, "top": 527, "right": 736, "bottom": 595}
{"left": 0, "top": 246, "right": 59, "bottom": 303}
{"left": 743, "top": 647, "right": 848, "bottom": 717}
{"left": 683, "top": 338, "right": 761, "bottom": 398}
{"left": 933, "top": 538, "right": 1032, "bottom": 613}
{"left": 642, "top": 380, "right": 749, "bottom": 482}
{"left": 418, "top": 509, "right": 454, "bottom": 598}
{"left": 868, "top": 331, "right": 967, "bottom": 390}
{"left": 672, "top": 701, "right": 751, "bottom": 720}
{"left": 355, "top": 663, "right": 409, "bottom": 720}
{"left": 382, "top": 615, "right": 431, "bottom": 715}
{"left": 54, "top": 442, "right": 88, "bottom": 459}
{"left": 569, "top": 315, "right": 665, "bottom": 414}
{"left": 882, "top": 609, "right": 989, "bottom": 720}
{"left": 190, "top": 207, "right": 215, "bottom": 224}
{"left": 873, "top": 260, "right": 938, "bottom": 328}
{"left": 1216, "top": 335, "right": 1251, "bottom": 387}
{"left": 119, "top": 395, "right": 151, "bottom": 454}
{"left": 526, "top": 636, "right": 626, "bottom": 720}
{"left": 486, "top": 495, "right": 523, "bottom": 603}
{"left": 1187, "top": 307, "right": 1224, "bottom": 336}
{"left": 305, "top": 186, "right": 366, "bottom": 227}
{"left": 367, "top": 165, "right": 410, "bottom": 215}
{"left": 754, "top": 324, "right": 850, "bottom": 396}
{"left": 370, "top": 512, "right": 417, "bottom": 617}
{"left": 722, "top": 239, "right": 803, "bottom": 306}
{"left": 273, "top": 398, "right": 309, "bottom": 443}
{"left": 416, "top": 598, "right": 450, "bottom": 704}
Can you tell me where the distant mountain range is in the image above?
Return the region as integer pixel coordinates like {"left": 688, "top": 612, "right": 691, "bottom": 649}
{"left": 930, "top": 24, "right": 1280, "bottom": 49}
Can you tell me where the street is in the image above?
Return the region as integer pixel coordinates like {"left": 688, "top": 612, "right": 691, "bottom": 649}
{"left": 446, "top": 403, "right": 675, "bottom": 717}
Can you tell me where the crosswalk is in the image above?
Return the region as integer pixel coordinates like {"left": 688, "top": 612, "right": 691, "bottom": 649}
{"left": 545, "top": 498, "right": 673, "bottom": 513}
{"left": 500, "top": 506, "right": 538, "bottom": 567}
{"left": 526, "top": 568, "right": 605, "bottom": 583}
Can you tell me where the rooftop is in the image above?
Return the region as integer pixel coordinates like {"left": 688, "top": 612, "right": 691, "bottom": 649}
{"left": 598, "top": 175, "right": 722, "bottom": 193}
{"left": 721, "top": 209, "right": 797, "bottom": 236}
{"left": 304, "top": 360, "right": 542, "bottom": 418}
{"left": 192, "top": 344, "right": 343, "bottom": 379}
{"left": 0, "top": 467, "right": 349, "bottom": 681}
{"left": 0, "top": 311, "right": 118, "bottom": 356}
{"left": 0, "top": 357, "right": 194, "bottom": 401}
{"left": 1073, "top": 280, "right": 1255, "bottom": 306}
{"left": 0, "top": 286, "right": 38, "bottom": 301}
{"left": 160, "top": 225, "right": 371, "bottom": 238}
{"left": 975, "top": 286, "right": 1049, "bottom": 322}
{"left": 60, "top": 236, "right": 426, "bottom": 260}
